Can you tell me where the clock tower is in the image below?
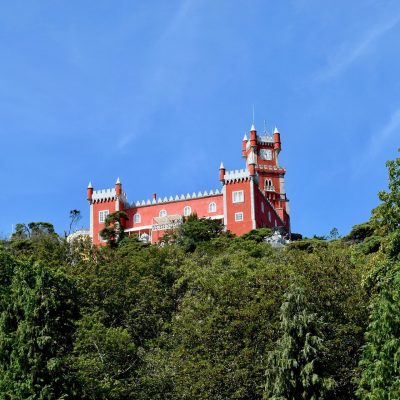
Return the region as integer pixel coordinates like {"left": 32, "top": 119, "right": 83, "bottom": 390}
{"left": 242, "top": 124, "right": 289, "bottom": 228}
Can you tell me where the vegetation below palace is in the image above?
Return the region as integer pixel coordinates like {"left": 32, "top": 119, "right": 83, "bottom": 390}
{"left": 0, "top": 153, "right": 399, "bottom": 399}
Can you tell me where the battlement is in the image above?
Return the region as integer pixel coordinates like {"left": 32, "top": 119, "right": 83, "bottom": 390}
{"left": 257, "top": 134, "right": 274, "bottom": 144}
{"left": 132, "top": 189, "right": 222, "bottom": 208}
{"left": 92, "top": 188, "right": 128, "bottom": 204}
{"left": 224, "top": 169, "right": 250, "bottom": 182}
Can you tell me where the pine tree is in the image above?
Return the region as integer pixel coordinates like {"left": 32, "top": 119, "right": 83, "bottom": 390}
{"left": 357, "top": 276, "right": 400, "bottom": 400}
{"left": 264, "top": 285, "right": 334, "bottom": 400}
{"left": 0, "top": 261, "right": 80, "bottom": 399}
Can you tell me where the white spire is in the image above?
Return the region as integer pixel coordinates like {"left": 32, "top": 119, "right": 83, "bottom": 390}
{"left": 219, "top": 161, "right": 225, "bottom": 169}
{"left": 88, "top": 181, "right": 93, "bottom": 189}
{"left": 116, "top": 177, "right": 121, "bottom": 184}
{"left": 243, "top": 133, "right": 248, "bottom": 141}
{"left": 274, "top": 126, "right": 279, "bottom": 134}
{"left": 250, "top": 123, "right": 256, "bottom": 131}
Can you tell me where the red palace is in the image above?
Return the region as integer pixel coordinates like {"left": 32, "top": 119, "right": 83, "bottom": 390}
{"left": 87, "top": 123, "right": 290, "bottom": 244}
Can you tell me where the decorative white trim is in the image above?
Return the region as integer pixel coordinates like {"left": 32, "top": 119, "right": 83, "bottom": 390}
{"left": 132, "top": 189, "right": 222, "bottom": 208}
{"left": 99, "top": 210, "right": 109, "bottom": 224}
{"left": 124, "top": 225, "right": 153, "bottom": 233}
{"left": 235, "top": 212, "right": 244, "bottom": 222}
{"left": 250, "top": 180, "right": 256, "bottom": 229}
{"left": 232, "top": 190, "right": 244, "bottom": 203}
{"left": 224, "top": 169, "right": 250, "bottom": 183}
{"left": 89, "top": 204, "right": 93, "bottom": 238}
{"left": 223, "top": 186, "right": 228, "bottom": 227}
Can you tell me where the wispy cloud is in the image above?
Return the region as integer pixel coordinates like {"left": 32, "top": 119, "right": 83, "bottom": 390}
{"left": 115, "top": 0, "right": 196, "bottom": 151}
{"left": 317, "top": 14, "right": 400, "bottom": 80}
{"left": 353, "top": 108, "right": 400, "bottom": 176}
{"left": 367, "top": 109, "right": 400, "bottom": 157}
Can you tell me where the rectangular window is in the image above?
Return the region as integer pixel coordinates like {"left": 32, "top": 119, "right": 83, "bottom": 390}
{"left": 99, "top": 210, "right": 109, "bottom": 223}
{"left": 232, "top": 190, "right": 244, "bottom": 203}
{"left": 235, "top": 212, "right": 244, "bottom": 222}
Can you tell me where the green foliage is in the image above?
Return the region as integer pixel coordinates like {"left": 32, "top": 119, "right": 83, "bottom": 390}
{"left": 371, "top": 152, "right": 400, "bottom": 234}
{"left": 345, "top": 222, "right": 375, "bottom": 243}
{"left": 99, "top": 211, "right": 129, "bottom": 247}
{"left": 0, "top": 258, "right": 80, "bottom": 399}
{"left": 357, "top": 273, "right": 400, "bottom": 399}
{"left": 264, "top": 285, "right": 335, "bottom": 399}
{"left": 172, "top": 214, "right": 224, "bottom": 252}
{"left": 72, "top": 313, "right": 137, "bottom": 399}
{"left": 240, "top": 227, "right": 272, "bottom": 242}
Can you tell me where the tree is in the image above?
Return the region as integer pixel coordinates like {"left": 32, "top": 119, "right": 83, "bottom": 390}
{"left": 66, "top": 209, "right": 82, "bottom": 237}
{"left": 72, "top": 313, "right": 137, "bottom": 399}
{"left": 357, "top": 276, "right": 400, "bottom": 399}
{"left": 0, "top": 260, "right": 80, "bottom": 399}
{"left": 371, "top": 151, "right": 400, "bottom": 235}
{"left": 173, "top": 213, "right": 223, "bottom": 252}
{"left": 264, "top": 285, "right": 334, "bottom": 400}
{"left": 99, "top": 211, "right": 128, "bottom": 247}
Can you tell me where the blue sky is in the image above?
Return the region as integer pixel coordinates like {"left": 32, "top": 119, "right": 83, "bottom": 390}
{"left": 1, "top": 0, "right": 399, "bottom": 238}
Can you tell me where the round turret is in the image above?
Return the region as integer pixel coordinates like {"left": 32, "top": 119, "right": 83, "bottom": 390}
{"left": 115, "top": 177, "right": 122, "bottom": 196}
{"left": 273, "top": 126, "right": 281, "bottom": 153}
{"left": 219, "top": 162, "right": 226, "bottom": 183}
{"left": 87, "top": 181, "right": 93, "bottom": 203}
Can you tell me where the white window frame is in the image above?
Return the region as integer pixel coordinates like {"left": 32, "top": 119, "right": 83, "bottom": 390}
{"left": 99, "top": 210, "right": 109, "bottom": 223}
{"left": 133, "top": 213, "right": 141, "bottom": 224}
{"left": 183, "top": 206, "right": 192, "bottom": 216}
{"left": 208, "top": 202, "right": 216, "bottom": 213}
{"left": 232, "top": 190, "right": 244, "bottom": 203}
{"left": 235, "top": 212, "right": 244, "bottom": 222}
{"left": 159, "top": 209, "right": 167, "bottom": 217}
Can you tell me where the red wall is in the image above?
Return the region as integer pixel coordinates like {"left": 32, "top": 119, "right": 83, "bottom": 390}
{"left": 253, "top": 187, "right": 285, "bottom": 230}
{"left": 225, "top": 180, "right": 254, "bottom": 235}
{"left": 92, "top": 200, "right": 117, "bottom": 245}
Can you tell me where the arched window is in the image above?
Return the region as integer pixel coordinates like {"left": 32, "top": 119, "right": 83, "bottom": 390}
{"left": 261, "top": 202, "right": 265, "bottom": 213}
{"left": 133, "top": 213, "right": 141, "bottom": 224}
{"left": 159, "top": 209, "right": 167, "bottom": 217}
{"left": 183, "top": 206, "right": 192, "bottom": 216}
{"left": 268, "top": 211, "right": 272, "bottom": 222}
{"left": 265, "top": 179, "right": 274, "bottom": 192}
{"left": 208, "top": 202, "right": 216, "bottom": 213}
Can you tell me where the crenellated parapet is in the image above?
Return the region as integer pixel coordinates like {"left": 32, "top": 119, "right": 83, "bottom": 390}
{"left": 91, "top": 188, "right": 128, "bottom": 204}
{"left": 224, "top": 169, "right": 251, "bottom": 183}
{"left": 133, "top": 189, "right": 222, "bottom": 208}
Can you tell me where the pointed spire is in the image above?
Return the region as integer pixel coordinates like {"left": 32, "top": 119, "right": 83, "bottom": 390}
{"left": 250, "top": 123, "right": 256, "bottom": 131}
{"left": 116, "top": 177, "right": 121, "bottom": 184}
{"left": 243, "top": 133, "right": 248, "bottom": 141}
{"left": 87, "top": 181, "right": 93, "bottom": 189}
{"left": 274, "top": 126, "right": 279, "bottom": 134}
{"left": 219, "top": 161, "right": 225, "bottom": 169}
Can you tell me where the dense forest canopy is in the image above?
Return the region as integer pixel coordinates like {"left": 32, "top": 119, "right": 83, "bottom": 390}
{"left": 0, "top": 153, "right": 399, "bottom": 399}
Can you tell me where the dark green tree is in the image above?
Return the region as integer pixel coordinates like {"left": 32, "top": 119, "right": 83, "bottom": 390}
{"left": 0, "top": 260, "right": 80, "bottom": 399}
{"left": 99, "top": 211, "right": 128, "bottom": 247}
{"left": 357, "top": 276, "right": 400, "bottom": 400}
{"left": 173, "top": 213, "right": 223, "bottom": 252}
{"left": 264, "top": 285, "right": 334, "bottom": 400}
